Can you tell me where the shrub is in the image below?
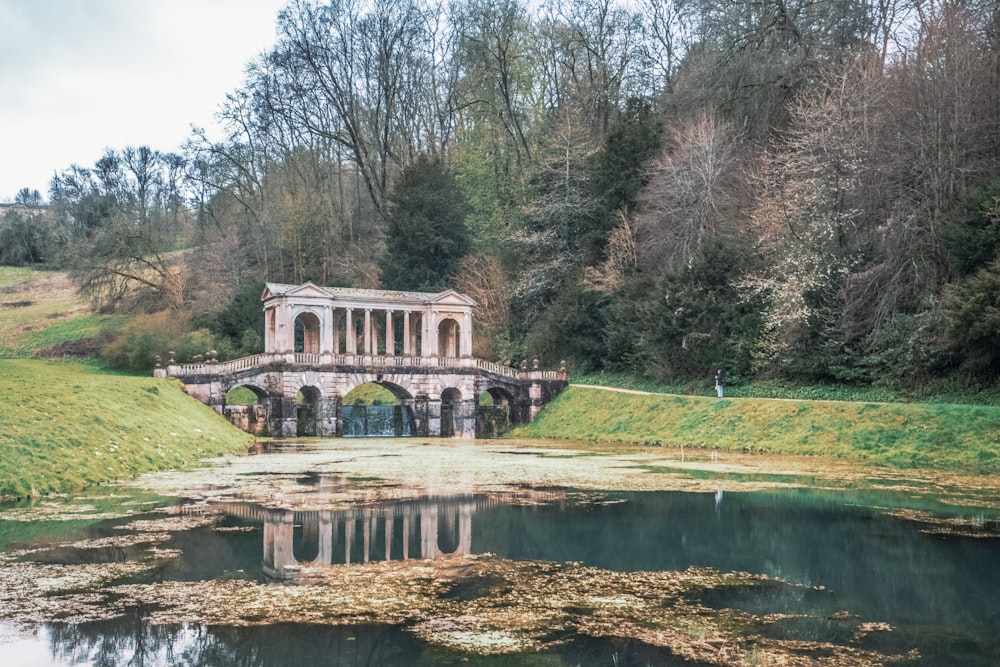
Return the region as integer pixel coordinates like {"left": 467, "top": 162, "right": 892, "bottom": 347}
{"left": 99, "top": 310, "right": 217, "bottom": 373}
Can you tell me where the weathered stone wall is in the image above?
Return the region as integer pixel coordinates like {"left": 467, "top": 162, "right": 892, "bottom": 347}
{"left": 224, "top": 405, "right": 268, "bottom": 435}
{"left": 168, "top": 358, "right": 566, "bottom": 439}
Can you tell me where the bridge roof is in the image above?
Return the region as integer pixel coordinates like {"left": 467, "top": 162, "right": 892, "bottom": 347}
{"left": 262, "top": 282, "right": 476, "bottom": 307}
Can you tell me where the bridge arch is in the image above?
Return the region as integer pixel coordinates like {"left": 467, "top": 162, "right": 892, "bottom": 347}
{"left": 296, "top": 385, "right": 322, "bottom": 436}
{"left": 342, "top": 379, "right": 416, "bottom": 437}
{"left": 222, "top": 383, "right": 270, "bottom": 435}
{"left": 440, "top": 387, "right": 462, "bottom": 437}
{"left": 476, "top": 386, "right": 518, "bottom": 437}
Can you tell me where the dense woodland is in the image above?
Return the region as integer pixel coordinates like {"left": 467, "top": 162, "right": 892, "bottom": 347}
{"left": 2, "top": 0, "right": 1000, "bottom": 389}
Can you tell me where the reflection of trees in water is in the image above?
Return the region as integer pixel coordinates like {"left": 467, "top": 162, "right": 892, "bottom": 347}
{"left": 47, "top": 609, "right": 183, "bottom": 667}
{"left": 45, "top": 612, "right": 423, "bottom": 667}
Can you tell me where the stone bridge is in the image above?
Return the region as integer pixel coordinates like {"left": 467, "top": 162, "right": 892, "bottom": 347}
{"left": 158, "top": 352, "right": 566, "bottom": 438}
{"left": 157, "top": 282, "right": 567, "bottom": 438}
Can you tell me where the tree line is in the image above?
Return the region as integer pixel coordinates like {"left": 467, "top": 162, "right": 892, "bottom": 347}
{"left": 3, "top": 0, "right": 999, "bottom": 387}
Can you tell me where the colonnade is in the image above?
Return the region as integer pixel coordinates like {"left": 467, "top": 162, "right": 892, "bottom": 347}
{"left": 262, "top": 283, "right": 475, "bottom": 359}
{"left": 261, "top": 501, "right": 475, "bottom": 579}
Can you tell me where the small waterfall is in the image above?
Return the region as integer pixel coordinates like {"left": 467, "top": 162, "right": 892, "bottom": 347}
{"left": 342, "top": 405, "right": 414, "bottom": 437}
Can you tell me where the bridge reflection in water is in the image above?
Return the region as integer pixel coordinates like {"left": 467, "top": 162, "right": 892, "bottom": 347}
{"left": 207, "top": 491, "right": 564, "bottom": 580}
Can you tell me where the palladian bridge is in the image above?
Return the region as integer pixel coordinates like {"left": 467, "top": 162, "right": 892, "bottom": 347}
{"left": 156, "top": 282, "right": 567, "bottom": 438}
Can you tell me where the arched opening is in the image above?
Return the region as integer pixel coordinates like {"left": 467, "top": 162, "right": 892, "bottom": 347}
{"left": 437, "top": 504, "right": 461, "bottom": 555}
{"left": 294, "top": 311, "right": 321, "bottom": 354}
{"left": 477, "top": 387, "right": 515, "bottom": 438}
{"left": 437, "top": 318, "right": 460, "bottom": 358}
{"left": 293, "top": 516, "right": 320, "bottom": 563}
{"left": 342, "top": 382, "right": 414, "bottom": 437}
{"left": 440, "top": 387, "right": 462, "bottom": 438}
{"left": 223, "top": 384, "right": 268, "bottom": 434}
{"left": 297, "top": 385, "right": 321, "bottom": 436}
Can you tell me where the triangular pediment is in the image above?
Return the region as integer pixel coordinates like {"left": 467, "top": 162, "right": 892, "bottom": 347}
{"left": 261, "top": 282, "right": 293, "bottom": 300}
{"left": 430, "top": 289, "right": 476, "bottom": 307}
{"left": 283, "top": 282, "right": 331, "bottom": 299}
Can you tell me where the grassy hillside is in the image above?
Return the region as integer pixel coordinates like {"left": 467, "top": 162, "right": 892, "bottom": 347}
{"left": 516, "top": 386, "right": 1000, "bottom": 472}
{"left": 0, "top": 359, "right": 253, "bottom": 500}
{"left": 0, "top": 268, "right": 254, "bottom": 500}
{"left": 0, "top": 267, "right": 124, "bottom": 358}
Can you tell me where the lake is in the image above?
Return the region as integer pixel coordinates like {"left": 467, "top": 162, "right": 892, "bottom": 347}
{"left": 1, "top": 438, "right": 998, "bottom": 666}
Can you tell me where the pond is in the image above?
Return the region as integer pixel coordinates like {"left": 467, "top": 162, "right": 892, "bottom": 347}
{"left": 1, "top": 439, "right": 998, "bottom": 666}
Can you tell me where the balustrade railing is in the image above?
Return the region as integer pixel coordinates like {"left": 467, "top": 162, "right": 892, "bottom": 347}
{"left": 166, "top": 352, "right": 564, "bottom": 381}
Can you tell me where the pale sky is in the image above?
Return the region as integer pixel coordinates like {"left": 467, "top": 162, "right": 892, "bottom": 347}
{"left": 0, "top": 0, "right": 287, "bottom": 202}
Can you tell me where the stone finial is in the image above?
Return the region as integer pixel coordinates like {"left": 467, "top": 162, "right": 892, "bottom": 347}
{"left": 154, "top": 354, "right": 161, "bottom": 369}
{"left": 560, "top": 360, "right": 567, "bottom": 373}
{"left": 168, "top": 351, "right": 176, "bottom": 364}
{"left": 532, "top": 358, "right": 539, "bottom": 370}
{"left": 520, "top": 359, "right": 528, "bottom": 371}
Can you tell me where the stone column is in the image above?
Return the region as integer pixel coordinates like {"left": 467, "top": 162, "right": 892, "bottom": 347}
{"left": 420, "top": 504, "right": 438, "bottom": 560}
{"left": 332, "top": 309, "right": 341, "bottom": 354}
{"left": 458, "top": 503, "right": 473, "bottom": 555}
{"left": 461, "top": 312, "right": 473, "bottom": 357}
{"left": 385, "top": 310, "right": 395, "bottom": 356}
{"left": 344, "top": 515, "right": 354, "bottom": 565}
{"left": 345, "top": 309, "right": 356, "bottom": 355}
{"left": 403, "top": 311, "right": 411, "bottom": 356}
{"left": 423, "top": 310, "right": 437, "bottom": 358}
{"left": 402, "top": 510, "right": 410, "bottom": 561}
{"left": 364, "top": 309, "right": 372, "bottom": 355}
{"left": 322, "top": 305, "right": 333, "bottom": 354}
{"left": 264, "top": 307, "right": 276, "bottom": 353}
{"left": 263, "top": 511, "right": 296, "bottom": 580}
{"left": 283, "top": 303, "right": 295, "bottom": 353}
{"left": 317, "top": 514, "right": 333, "bottom": 565}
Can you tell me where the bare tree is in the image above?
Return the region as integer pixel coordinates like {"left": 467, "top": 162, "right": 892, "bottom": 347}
{"left": 454, "top": 0, "right": 538, "bottom": 166}
{"left": 267, "top": 0, "right": 436, "bottom": 220}
{"left": 539, "top": 0, "right": 647, "bottom": 132}
{"left": 634, "top": 110, "right": 744, "bottom": 271}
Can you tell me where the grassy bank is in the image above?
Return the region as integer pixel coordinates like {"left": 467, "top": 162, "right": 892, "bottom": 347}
{"left": 571, "top": 371, "right": 1000, "bottom": 405}
{"left": 516, "top": 386, "right": 1000, "bottom": 472}
{"left": 0, "top": 267, "right": 124, "bottom": 358}
{"left": 0, "top": 359, "right": 254, "bottom": 500}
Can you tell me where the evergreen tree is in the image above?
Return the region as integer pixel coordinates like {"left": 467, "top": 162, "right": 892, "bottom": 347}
{"left": 379, "top": 155, "right": 472, "bottom": 292}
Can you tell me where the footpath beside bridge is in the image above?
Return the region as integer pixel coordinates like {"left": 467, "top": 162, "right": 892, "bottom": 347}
{"left": 156, "top": 282, "right": 567, "bottom": 438}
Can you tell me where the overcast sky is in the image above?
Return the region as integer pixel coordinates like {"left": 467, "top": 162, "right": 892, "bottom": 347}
{"left": 0, "top": 0, "right": 286, "bottom": 202}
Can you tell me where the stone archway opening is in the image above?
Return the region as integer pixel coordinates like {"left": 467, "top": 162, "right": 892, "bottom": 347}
{"left": 294, "top": 311, "right": 321, "bottom": 354}
{"left": 296, "top": 385, "right": 321, "bottom": 436}
{"left": 437, "top": 318, "right": 461, "bottom": 358}
{"left": 342, "top": 381, "right": 415, "bottom": 437}
{"left": 477, "top": 387, "right": 515, "bottom": 438}
{"left": 440, "top": 387, "right": 462, "bottom": 438}
{"left": 223, "top": 384, "right": 268, "bottom": 434}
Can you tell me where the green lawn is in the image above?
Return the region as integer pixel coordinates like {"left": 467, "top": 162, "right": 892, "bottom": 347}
{"left": 515, "top": 386, "right": 1000, "bottom": 472}
{"left": 0, "top": 359, "right": 253, "bottom": 499}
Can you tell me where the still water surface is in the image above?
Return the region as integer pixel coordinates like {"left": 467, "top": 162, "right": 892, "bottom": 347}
{"left": 0, "top": 439, "right": 998, "bottom": 666}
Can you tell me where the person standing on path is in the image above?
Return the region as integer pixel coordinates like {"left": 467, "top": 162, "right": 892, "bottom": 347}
{"left": 715, "top": 369, "right": 725, "bottom": 398}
